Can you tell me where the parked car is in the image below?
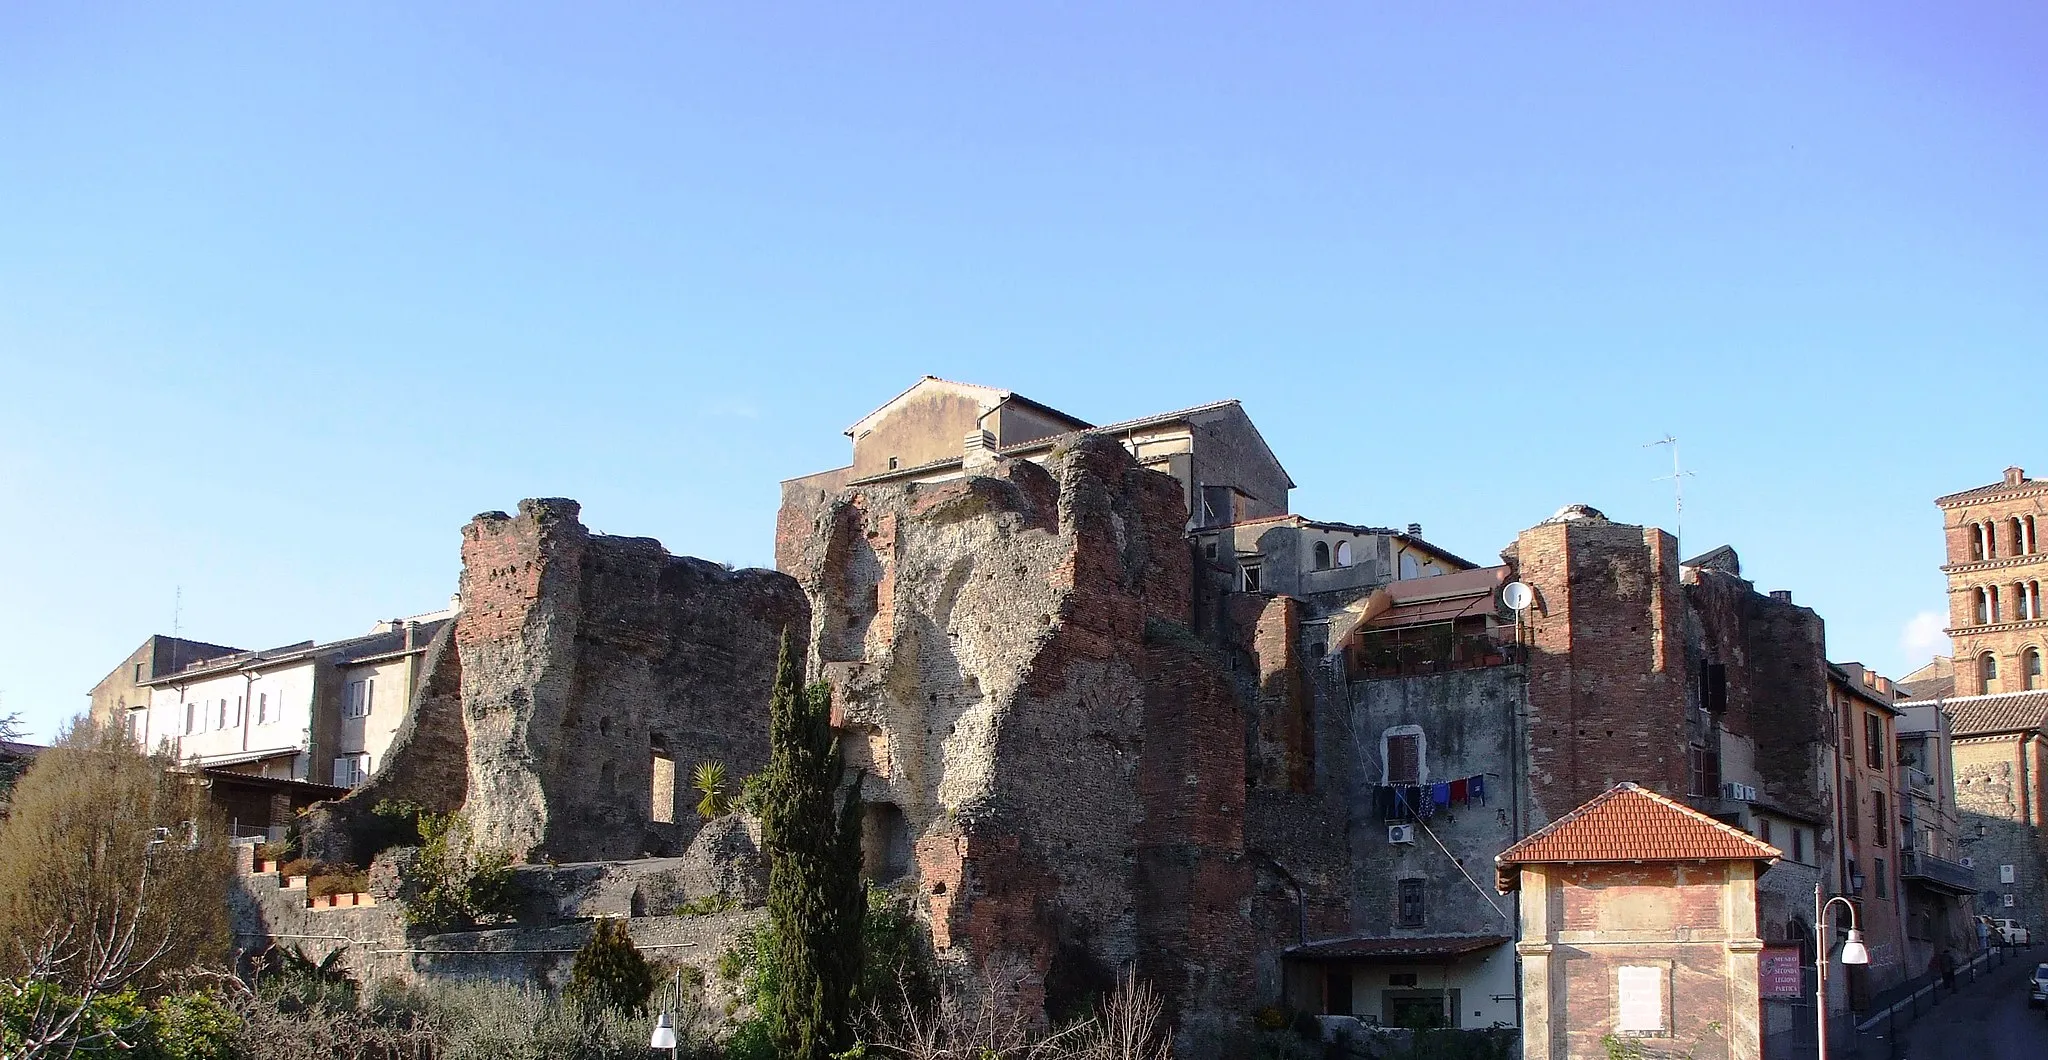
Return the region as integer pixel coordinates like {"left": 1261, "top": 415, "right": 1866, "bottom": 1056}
{"left": 2031, "top": 963, "right": 2048, "bottom": 1007}
{"left": 1990, "top": 918, "right": 2032, "bottom": 946}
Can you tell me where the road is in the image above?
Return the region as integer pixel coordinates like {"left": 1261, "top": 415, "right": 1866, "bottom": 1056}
{"left": 1891, "top": 949, "right": 2048, "bottom": 1060}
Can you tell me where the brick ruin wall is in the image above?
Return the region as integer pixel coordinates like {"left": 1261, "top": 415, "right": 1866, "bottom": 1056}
{"left": 455, "top": 498, "right": 809, "bottom": 863}
{"left": 1515, "top": 519, "right": 1691, "bottom": 823}
{"left": 777, "top": 436, "right": 1255, "bottom": 1044}
{"left": 308, "top": 498, "right": 808, "bottom": 867}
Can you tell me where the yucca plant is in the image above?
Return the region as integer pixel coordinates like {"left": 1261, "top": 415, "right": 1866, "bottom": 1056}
{"left": 692, "top": 761, "right": 729, "bottom": 820}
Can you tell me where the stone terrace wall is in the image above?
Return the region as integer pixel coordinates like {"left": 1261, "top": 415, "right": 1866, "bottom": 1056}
{"left": 457, "top": 498, "right": 809, "bottom": 863}
{"left": 777, "top": 436, "right": 1254, "bottom": 1048}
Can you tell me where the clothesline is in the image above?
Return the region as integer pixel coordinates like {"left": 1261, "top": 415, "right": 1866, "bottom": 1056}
{"left": 1373, "top": 775, "right": 1489, "bottom": 821}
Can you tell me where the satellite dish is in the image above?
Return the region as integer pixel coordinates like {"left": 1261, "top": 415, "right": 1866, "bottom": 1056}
{"left": 1502, "top": 581, "right": 1534, "bottom": 612}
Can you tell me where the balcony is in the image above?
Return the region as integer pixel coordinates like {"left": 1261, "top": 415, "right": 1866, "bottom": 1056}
{"left": 1900, "top": 849, "right": 1977, "bottom": 896}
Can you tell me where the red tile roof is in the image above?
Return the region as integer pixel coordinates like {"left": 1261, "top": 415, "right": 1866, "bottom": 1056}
{"left": 1284, "top": 934, "right": 1510, "bottom": 963}
{"left": 1495, "top": 783, "right": 1779, "bottom": 891}
{"left": 1935, "top": 474, "right": 2046, "bottom": 507}
{"left": 1905, "top": 690, "right": 2048, "bottom": 738}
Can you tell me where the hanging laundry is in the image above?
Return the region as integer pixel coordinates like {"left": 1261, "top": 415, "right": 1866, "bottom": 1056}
{"left": 1469, "top": 775, "right": 1488, "bottom": 805}
{"left": 1431, "top": 782, "right": 1451, "bottom": 807}
{"left": 1449, "top": 778, "right": 1469, "bottom": 805}
{"left": 1375, "top": 786, "right": 1396, "bottom": 820}
{"left": 1416, "top": 787, "right": 1438, "bottom": 819}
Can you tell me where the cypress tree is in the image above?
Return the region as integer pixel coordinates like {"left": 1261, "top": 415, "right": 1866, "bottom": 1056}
{"left": 566, "top": 916, "right": 656, "bottom": 1014}
{"left": 762, "top": 632, "right": 867, "bottom": 1060}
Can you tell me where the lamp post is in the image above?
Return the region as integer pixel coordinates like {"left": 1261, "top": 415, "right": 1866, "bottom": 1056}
{"left": 1815, "top": 885, "right": 1870, "bottom": 1060}
{"left": 648, "top": 966, "right": 681, "bottom": 1059}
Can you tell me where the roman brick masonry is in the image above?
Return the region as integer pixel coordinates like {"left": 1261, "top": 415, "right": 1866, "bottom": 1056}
{"left": 777, "top": 436, "right": 1254, "bottom": 1043}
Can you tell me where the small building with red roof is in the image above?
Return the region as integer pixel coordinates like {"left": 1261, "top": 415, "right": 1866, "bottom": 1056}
{"left": 1497, "top": 783, "right": 1780, "bottom": 1060}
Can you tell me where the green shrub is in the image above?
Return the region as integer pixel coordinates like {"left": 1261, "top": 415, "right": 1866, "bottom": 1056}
{"left": 566, "top": 918, "right": 656, "bottom": 1016}
{"left": 401, "top": 812, "right": 515, "bottom": 931}
{"left": 149, "top": 991, "right": 241, "bottom": 1060}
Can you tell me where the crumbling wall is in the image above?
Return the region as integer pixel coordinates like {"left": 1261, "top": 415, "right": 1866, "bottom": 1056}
{"left": 301, "top": 622, "right": 467, "bottom": 865}
{"left": 777, "top": 436, "right": 1254, "bottom": 1045}
{"left": 456, "top": 498, "right": 809, "bottom": 863}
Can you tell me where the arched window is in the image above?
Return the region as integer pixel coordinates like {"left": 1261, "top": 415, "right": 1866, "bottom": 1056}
{"left": 1313, "top": 541, "right": 1331, "bottom": 571}
{"left": 2025, "top": 649, "right": 2044, "bottom": 691}
{"left": 1973, "top": 523, "right": 1989, "bottom": 561}
{"left": 1335, "top": 540, "right": 1353, "bottom": 568}
{"left": 2027, "top": 516, "right": 2039, "bottom": 555}
{"left": 1977, "top": 588, "right": 1992, "bottom": 626}
{"left": 1990, "top": 586, "right": 2002, "bottom": 623}
{"left": 1987, "top": 521, "right": 2000, "bottom": 559}
{"left": 1981, "top": 652, "right": 2000, "bottom": 694}
{"left": 2014, "top": 518, "right": 2027, "bottom": 556}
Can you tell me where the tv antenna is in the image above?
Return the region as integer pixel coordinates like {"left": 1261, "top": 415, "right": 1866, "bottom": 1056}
{"left": 1644, "top": 435, "right": 1695, "bottom": 543}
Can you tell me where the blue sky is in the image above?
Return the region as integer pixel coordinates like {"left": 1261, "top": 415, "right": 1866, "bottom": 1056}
{"left": 3, "top": 4, "right": 2043, "bottom": 740}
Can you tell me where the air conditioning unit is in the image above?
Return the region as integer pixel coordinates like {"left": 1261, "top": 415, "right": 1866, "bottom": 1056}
{"left": 1388, "top": 824, "right": 1416, "bottom": 845}
{"left": 1720, "top": 782, "right": 1756, "bottom": 802}
{"left": 1960, "top": 856, "right": 1976, "bottom": 869}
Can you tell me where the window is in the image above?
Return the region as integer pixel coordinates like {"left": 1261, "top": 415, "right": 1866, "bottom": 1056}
{"left": 1865, "top": 713, "right": 1884, "bottom": 770}
{"left": 332, "top": 753, "right": 371, "bottom": 787}
{"left": 887, "top": 456, "right": 899, "bottom": 470}
{"left": 1792, "top": 828, "right": 1805, "bottom": 863}
{"left": 1982, "top": 652, "right": 2000, "bottom": 694}
{"left": 1398, "top": 878, "right": 1425, "bottom": 927}
{"left": 1976, "top": 589, "right": 1991, "bottom": 626}
{"left": 256, "top": 693, "right": 269, "bottom": 724}
{"left": 184, "top": 702, "right": 197, "bottom": 735}
{"left": 1875, "top": 857, "right": 1888, "bottom": 899}
{"left": 1384, "top": 731, "right": 1423, "bottom": 785}
{"left": 1972, "top": 523, "right": 1988, "bottom": 562}
{"left": 1845, "top": 780, "right": 1859, "bottom": 842}
{"left": 1687, "top": 744, "right": 1721, "bottom": 798}
{"left": 125, "top": 709, "right": 145, "bottom": 743}
{"left": 215, "top": 699, "right": 227, "bottom": 730}
{"left": 1988, "top": 522, "right": 2000, "bottom": 559}
{"left": 2014, "top": 518, "right": 2027, "bottom": 556}
{"left": 343, "top": 679, "right": 374, "bottom": 719}
{"left": 2026, "top": 649, "right": 2044, "bottom": 691}
{"left": 1872, "top": 791, "right": 1888, "bottom": 847}
{"left": 650, "top": 748, "right": 676, "bottom": 824}
{"left": 1756, "top": 818, "right": 1772, "bottom": 844}
{"left": 1313, "top": 542, "right": 1331, "bottom": 571}
{"left": 1241, "top": 564, "right": 1262, "bottom": 593}
{"left": 1335, "top": 540, "right": 1353, "bottom": 567}
{"left": 1840, "top": 700, "right": 1854, "bottom": 758}
{"left": 1701, "top": 663, "right": 1729, "bottom": 714}
{"left": 133, "top": 663, "right": 144, "bottom": 682}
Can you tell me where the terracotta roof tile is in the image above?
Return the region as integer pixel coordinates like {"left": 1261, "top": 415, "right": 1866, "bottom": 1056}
{"left": 1936, "top": 475, "right": 2046, "bottom": 507}
{"left": 1495, "top": 783, "right": 1779, "bottom": 890}
{"left": 1901, "top": 690, "right": 2048, "bottom": 738}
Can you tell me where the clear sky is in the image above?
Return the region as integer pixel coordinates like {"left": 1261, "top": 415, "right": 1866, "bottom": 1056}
{"left": 3, "top": 4, "right": 2043, "bottom": 741}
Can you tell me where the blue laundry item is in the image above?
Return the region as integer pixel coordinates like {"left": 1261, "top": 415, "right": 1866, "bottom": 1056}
{"left": 1431, "top": 782, "right": 1451, "bottom": 806}
{"left": 1469, "top": 775, "right": 1488, "bottom": 805}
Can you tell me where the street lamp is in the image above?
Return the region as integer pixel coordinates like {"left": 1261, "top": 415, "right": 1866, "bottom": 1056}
{"left": 648, "top": 966, "right": 681, "bottom": 1058}
{"left": 1815, "top": 885, "right": 1869, "bottom": 1060}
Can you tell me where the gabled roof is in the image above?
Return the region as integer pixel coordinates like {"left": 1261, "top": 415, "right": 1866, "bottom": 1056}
{"left": 843, "top": 376, "right": 1090, "bottom": 438}
{"left": 1081, "top": 398, "right": 1296, "bottom": 490}
{"left": 1936, "top": 468, "right": 2045, "bottom": 507}
{"left": 1496, "top": 783, "right": 1779, "bottom": 891}
{"left": 1904, "top": 690, "right": 2048, "bottom": 739}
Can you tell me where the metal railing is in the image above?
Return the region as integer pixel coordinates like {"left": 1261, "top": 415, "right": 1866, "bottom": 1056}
{"left": 1898, "top": 850, "right": 1976, "bottom": 893}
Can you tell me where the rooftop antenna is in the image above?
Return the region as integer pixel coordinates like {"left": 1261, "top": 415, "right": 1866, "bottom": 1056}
{"left": 1644, "top": 435, "right": 1695, "bottom": 543}
{"left": 170, "top": 585, "right": 183, "bottom": 672}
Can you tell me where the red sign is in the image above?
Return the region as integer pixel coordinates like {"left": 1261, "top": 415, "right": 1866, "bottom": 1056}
{"left": 1760, "top": 945, "right": 1804, "bottom": 998}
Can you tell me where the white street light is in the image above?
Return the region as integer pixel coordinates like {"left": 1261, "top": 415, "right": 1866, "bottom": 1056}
{"left": 1815, "top": 887, "right": 1869, "bottom": 1060}
{"left": 648, "top": 1012, "right": 676, "bottom": 1053}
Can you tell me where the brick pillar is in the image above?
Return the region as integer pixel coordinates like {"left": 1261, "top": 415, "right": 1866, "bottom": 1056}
{"left": 1723, "top": 860, "right": 1765, "bottom": 1060}
{"left": 1516, "top": 866, "right": 1556, "bottom": 1060}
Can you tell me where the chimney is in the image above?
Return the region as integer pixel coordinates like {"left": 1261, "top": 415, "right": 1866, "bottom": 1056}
{"left": 1769, "top": 590, "right": 1793, "bottom": 602}
{"left": 2006, "top": 466, "right": 2027, "bottom": 487}
{"left": 963, "top": 429, "right": 998, "bottom": 470}
{"left": 1406, "top": 523, "right": 1423, "bottom": 536}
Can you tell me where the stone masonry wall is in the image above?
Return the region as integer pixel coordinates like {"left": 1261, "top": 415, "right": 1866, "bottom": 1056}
{"left": 456, "top": 498, "right": 809, "bottom": 863}
{"left": 777, "top": 436, "right": 1254, "bottom": 1049}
